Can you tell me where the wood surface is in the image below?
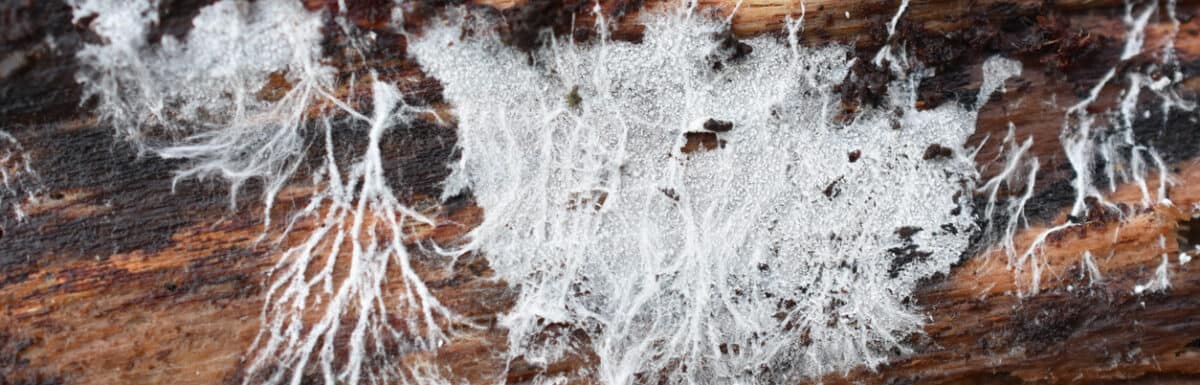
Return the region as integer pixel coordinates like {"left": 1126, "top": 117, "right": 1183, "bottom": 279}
{"left": 2, "top": 0, "right": 1200, "bottom": 384}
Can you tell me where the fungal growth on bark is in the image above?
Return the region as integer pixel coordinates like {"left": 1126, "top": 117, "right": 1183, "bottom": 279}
{"left": 982, "top": 0, "right": 1193, "bottom": 295}
{"left": 70, "top": 1, "right": 455, "bottom": 383}
{"left": 45, "top": 0, "right": 1197, "bottom": 384}
{"left": 412, "top": 7, "right": 1016, "bottom": 383}
{"left": 0, "top": 130, "right": 40, "bottom": 221}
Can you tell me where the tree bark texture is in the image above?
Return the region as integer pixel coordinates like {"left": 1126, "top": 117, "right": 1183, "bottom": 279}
{"left": 3, "top": 1, "right": 1200, "bottom": 384}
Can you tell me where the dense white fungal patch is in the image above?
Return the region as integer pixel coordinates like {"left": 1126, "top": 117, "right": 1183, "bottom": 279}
{"left": 412, "top": 7, "right": 1013, "bottom": 383}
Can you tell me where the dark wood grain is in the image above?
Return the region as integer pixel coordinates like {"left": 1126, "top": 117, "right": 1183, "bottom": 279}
{"left": 2, "top": 1, "right": 1200, "bottom": 384}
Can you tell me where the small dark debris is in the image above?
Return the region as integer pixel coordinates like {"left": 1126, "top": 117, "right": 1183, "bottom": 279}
{"left": 1177, "top": 215, "right": 1200, "bottom": 253}
{"left": 885, "top": 375, "right": 920, "bottom": 385}
{"left": 1082, "top": 196, "right": 1121, "bottom": 223}
{"left": 835, "top": 56, "right": 894, "bottom": 110}
{"left": 1013, "top": 301, "right": 1089, "bottom": 352}
{"left": 922, "top": 144, "right": 954, "bottom": 160}
{"left": 823, "top": 176, "right": 845, "bottom": 199}
{"left": 940, "top": 223, "right": 958, "bottom": 235}
{"left": 894, "top": 226, "right": 922, "bottom": 241}
{"left": 1067, "top": 196, "right": 1123, "bottom": 224}
{"left": 703, "top": 118, "right": 734, "bottom": 133}
{"left": 887, "top": 244, "right": 933, "bottom": 278}
{"left": 567, "top": 191, "right": 607, "bottom": 211}
{"left": 890, "top": 108, "right": 905, "bottom": 129}
{"left": 707, "top": 29, "right": 753, "bottom": 70}
{"left": 718, "top": 343, "right": 741, "bottom": 355}
{"left": 566, "top": 85, "right": 582, "bottom": 108}
{"left": 660, "top": 188, "right": 680, "bottom": 201}
{"left": 680, "top": 132, "right": 725, "bottom": 154}
{"left": 848, "top": 149, "right": 861, "bottom": 163}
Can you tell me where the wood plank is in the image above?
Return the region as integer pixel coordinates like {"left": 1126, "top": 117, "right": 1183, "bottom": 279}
{"left": 2, "top": 1, "right": 1199, "bottom": 384}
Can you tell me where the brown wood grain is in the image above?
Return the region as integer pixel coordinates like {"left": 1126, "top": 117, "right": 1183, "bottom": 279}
{"left": 3, "top": 0, "right": 1200, "bottom": 384}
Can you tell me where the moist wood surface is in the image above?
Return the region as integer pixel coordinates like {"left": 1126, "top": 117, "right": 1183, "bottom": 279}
{"left": 3, "top": 1, "right": 1200, "bottom": 384}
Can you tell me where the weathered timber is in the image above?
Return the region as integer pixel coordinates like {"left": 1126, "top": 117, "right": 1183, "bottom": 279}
{"left": 2, "top": 1, "right": 1200, "bottom": 385}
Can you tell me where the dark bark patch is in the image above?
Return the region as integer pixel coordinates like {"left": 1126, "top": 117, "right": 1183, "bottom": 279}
{"left": 149, "top": 0, "right": 219, "bottom": 44}
{"left": 500, "top": 0, "right": 591, "bottom": 52}
{"left": 1177, "top": 215, "right": 1200, "bottom": 254}
{"left": 702, "top": 118, "right": 734, "bottom": 132}
{"left": 887, "top": 244, "right": 933, "bottom": 278}
{"left": 707, "top": 28, "right": 753, "bottom": 71}
{"left": 680, "top": 132, "right": 725, "bottom": 154}
{"left": 923, "top": 144, "right": 954, "bottom": 160}
{"left": 894, "top": 226, "right": 923, "bottom": 241}
{"left": 837, "top": 3, "right": 1122, "bottom": 115}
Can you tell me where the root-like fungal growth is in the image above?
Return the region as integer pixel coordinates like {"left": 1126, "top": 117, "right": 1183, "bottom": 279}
{"left": 245, "top": 79, "right": 456, "bottom": 385}
{"left": 70, "top": 1, "right": 456, "bottom": 383}
{"left": 989, "top": 0, "right": 1193, "bottom": 295}
{"left": 412, "top": 4, "right": 1018, "bottom": 382}
{"left": 1135, "top": 254, "right": 1173, "bottom": 294}
{"left": 977, "top": 123, "right": 1038, "bottom": 263}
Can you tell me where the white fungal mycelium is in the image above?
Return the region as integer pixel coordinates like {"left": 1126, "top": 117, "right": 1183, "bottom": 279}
{"left": 0, "top": 130, "right": 40, "bottom": 220}
{"left": 71, "top": 0, "right": 330, "bottom": 213}
{"left": 410, "top": 5, "right": 1020, "bottom": 383}
{"left": 66, "top": 0, "right": 1192, "bottom": 383}
{"left": 71, "top": 0, "right": 454, "bottom": 384}
{"left": 1005, "top": 0, "right": 1193, "bottom": 295}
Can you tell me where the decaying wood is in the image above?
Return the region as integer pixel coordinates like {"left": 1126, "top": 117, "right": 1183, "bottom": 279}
{"left": 3, "top": 1, "right": 1200, "bottom": 384}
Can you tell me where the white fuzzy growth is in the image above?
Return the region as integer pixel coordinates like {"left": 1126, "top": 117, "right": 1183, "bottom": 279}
{"left": 1064, "top": 0, "right": 1193, "bottom": 214}
{"left": 1062, "top": 68, "right": 1118, "bottom": 219}
{"left": 1121, "top": 0, "right": 1157, "bottom": 60}
{"left": 977, "top": 58, "right": 1022, "bottom": 111}
{"left": 413, "top": 8, "right": 998, "bottom": 383}
{"left": 1134, "top": 254, "right": 1172, "bottom": 294}
{"left": 1081, "top": 251, "right": 1104, "bottom": 285}
{"left": 885, "top": 0, "right": 909, "bottom": 38}
{"left": 973, "top": 58, "right": 1038, "bottom": 268}
{"left": 977, "top": 125, "right": 1038, "bottom": 265}
{"left": 72, "top": 0, "right": 331, "bottom": 218}
{"left": 71, "top": 2, "right": 455, "bottom": 384}
{"left": 64, "top": 0, "right": 1194, "bottom": 381}
{"left": 1064, "top": 0, "right": 1193, "bottom": 218}
{"left": 1008, "top": 0, "right": 1195, "bottom": 295}
{"left": 246, "top": 79, "right": 455, "bottom": 385}
{"left": 0, "top": 130, "right": 40, "bottom": 220}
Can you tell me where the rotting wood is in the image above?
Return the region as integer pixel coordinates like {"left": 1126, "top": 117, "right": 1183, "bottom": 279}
{"left": 2, "top": 1, "right": 1200, "bottom": 384}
